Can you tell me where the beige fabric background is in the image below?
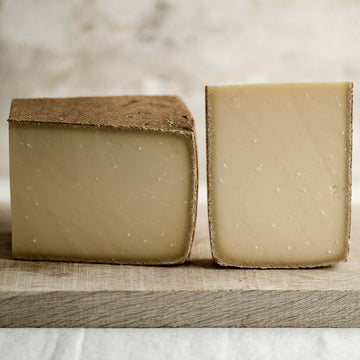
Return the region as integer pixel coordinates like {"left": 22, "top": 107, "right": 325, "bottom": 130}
{"left": 1, "top": 0, "right": 359, "bottom": 191}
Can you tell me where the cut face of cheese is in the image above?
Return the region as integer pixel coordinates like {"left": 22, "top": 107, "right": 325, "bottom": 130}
{"left": 206, "top": 83, "right": 353, "bottom": 268}
{"left": 9, "top": 96, "right": 198, "bottom": 265}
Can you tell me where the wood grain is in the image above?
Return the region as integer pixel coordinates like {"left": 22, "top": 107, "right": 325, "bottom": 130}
{"left": 1, "top": 203, "right": 360, "bottom": 328}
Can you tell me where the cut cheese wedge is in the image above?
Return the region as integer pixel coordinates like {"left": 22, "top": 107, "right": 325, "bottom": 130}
{"left": 206, "top": 83, "right": 352, "bottom": 268}
{"left": 9, "top": 96, "right": 198, "bottom": 265}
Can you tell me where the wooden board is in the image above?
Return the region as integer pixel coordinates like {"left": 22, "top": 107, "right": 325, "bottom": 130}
{"left": 1, "top": 203, "right": 360, "bottom": 328}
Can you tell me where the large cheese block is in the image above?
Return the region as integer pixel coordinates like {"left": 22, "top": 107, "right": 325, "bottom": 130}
{"left": 9, "top": 96, "right": 198, "bottom": 265}
{"left": 206, "top": 83, "right": 353, "bottom": 268}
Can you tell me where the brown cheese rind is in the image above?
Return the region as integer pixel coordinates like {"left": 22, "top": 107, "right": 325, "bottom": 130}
{"left": 344, "top": 82, "right": 353, "bottom": 264}
{"left": 9, "top": 95, "right": 198, "bottom": 266}
{"left": 8, "top": 96, "right": 194, "bottom": 133}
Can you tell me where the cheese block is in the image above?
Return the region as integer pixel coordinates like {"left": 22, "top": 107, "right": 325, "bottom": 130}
{"left": 206, "top": 83, "right": 353, "bottom": 268}
{"left": 9, "top": 96, "right": 198, "bottom": 265}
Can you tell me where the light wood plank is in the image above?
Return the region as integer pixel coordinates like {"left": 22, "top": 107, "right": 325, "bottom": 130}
{"left": 1, "top": 203, "right": 360, "bottom": 327}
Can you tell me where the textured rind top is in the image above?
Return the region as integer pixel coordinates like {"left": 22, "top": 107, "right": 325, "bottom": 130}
{"left": 8, "top": 96, "right": 195, "bottom": 133}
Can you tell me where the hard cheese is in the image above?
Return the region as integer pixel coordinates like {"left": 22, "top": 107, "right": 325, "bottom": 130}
{"left": 9, "top": 96, "right": 198, "bottom": 265}
{"left": 206, "top": 83, "right": 353, "bottom": 268}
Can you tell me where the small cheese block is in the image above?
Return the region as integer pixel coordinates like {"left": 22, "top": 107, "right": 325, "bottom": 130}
{"left": 206, "top": 83, "right": 353, "bottom": 268}
{"left": 9, "top": 96, "right": 198, "bottom": 265}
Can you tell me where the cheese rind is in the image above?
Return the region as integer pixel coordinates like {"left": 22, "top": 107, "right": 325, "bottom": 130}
{"left": 206, "top": 83, "right": 352, "bottom": 268}
{"left": 9, "top": 96, "right": 198, "bottom": 265}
